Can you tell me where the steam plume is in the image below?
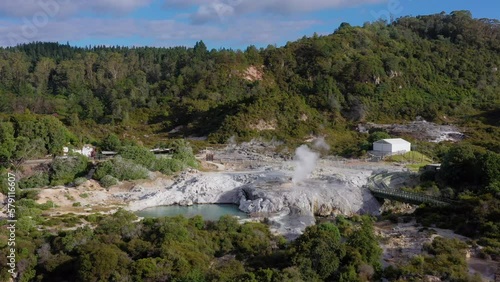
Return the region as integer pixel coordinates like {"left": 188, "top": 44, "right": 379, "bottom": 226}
{"left": 313, "top": 137, "right": 330, "bottom": 151}
{"left": 227, "top": 135, "right": 236, "bottom": 145}
{"left": 292, "top": 145, "right": 319, "bottom": 184}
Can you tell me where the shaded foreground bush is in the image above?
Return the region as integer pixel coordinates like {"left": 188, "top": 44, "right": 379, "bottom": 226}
{"left": 50, "top": 154, "right": 90, "bottom": 185}
{"left": 94, "top": 156, "right": 149, "bottom": 181}
{"left": 0, "top": 204, "right": 486, "bottom": 282}
{"left": 19, "top": 172, "right": 50, "bottom": 189}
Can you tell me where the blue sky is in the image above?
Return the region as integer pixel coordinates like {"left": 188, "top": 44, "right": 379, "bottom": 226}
{"left": 0, "top": 0, "right": 499, "bottom": 50}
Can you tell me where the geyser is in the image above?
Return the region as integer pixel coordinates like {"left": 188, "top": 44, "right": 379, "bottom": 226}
{"left": 292, "top": 145, "right": 319, "bottom": 184}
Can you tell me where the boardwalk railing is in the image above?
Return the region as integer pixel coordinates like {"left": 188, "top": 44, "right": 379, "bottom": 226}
{"left": 367, "top": 173, "right": 454, "bottom": 206}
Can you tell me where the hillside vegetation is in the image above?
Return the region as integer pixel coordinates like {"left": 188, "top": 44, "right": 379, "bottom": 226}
{"left": 0, "top": 11, "right": 500, "bottom": 281}
{"left": 2, "top": 209, "right": 480, "bottom": 282}
{"left": 0, "top": 11, "right": 499, "bottom": 152}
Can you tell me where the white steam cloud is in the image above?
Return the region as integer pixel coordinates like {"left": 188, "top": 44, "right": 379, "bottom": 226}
{"left": 292, "top": 145, "right": 319, "bottom": 184}
{"left": 227, "top": 135, "right": 237, "bottom": 145}
{"left": 313, "top": 137, "right": 330, "bottom": 151}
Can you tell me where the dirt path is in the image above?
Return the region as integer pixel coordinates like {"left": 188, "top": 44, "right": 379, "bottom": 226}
{"left": 205, "top": 161, "right": 225, "bottom": 171}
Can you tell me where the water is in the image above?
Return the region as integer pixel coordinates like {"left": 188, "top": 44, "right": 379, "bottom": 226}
{"left": 135, "top": 204, "right": 248, "bottom": 221}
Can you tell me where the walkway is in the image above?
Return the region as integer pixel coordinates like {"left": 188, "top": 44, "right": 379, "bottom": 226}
{"left": 367, "top": 173, "right": 454, "bottom": 206}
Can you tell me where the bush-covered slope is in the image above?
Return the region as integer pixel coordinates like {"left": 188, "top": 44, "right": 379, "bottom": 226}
{"left": 0, "top": 11, "right": 498, "bottom": 147}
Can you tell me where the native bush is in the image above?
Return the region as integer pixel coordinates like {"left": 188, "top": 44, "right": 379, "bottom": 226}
{"left": 73, "top": 177, "right": 88, "bottom": 186}
{"left": 114, "top": 141, "right": 198, "bottom": 175}
{"left": 118, "top": 145, "right": 156, "bottom": 169}
{"left": 153, "top": 158, "right": 185, "bottom": 175}
{"left": 94, "top": 157, "right": 149, "bottom": 181}
{"left": 171, "top": 139, "right": 199, "bottom": 169}
{"left": 19, "top": 172, "right": 50, "bottom": 189}
{"left": 50, "top": 154, "right": 90, "bottom": 185}
{"left": 101, "top": 133, "right": 122, "bottom": 151}
{"left": 100, "top": 175, "right": 119, "bottom": 188}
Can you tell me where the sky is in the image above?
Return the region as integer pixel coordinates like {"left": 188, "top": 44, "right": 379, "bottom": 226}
{"left": 0, "top": 0, "right": 499, "bottom": 50}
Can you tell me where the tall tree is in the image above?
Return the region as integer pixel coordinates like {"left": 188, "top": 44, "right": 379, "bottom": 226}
{"left": 0, "top": 122, "right": 16, "bottom": 165}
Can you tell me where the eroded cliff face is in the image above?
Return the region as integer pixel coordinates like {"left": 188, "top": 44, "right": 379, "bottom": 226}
{"left": 238, "top": 175, "right": 381, "bottom": 216}
{"left": 127, "top": 171, "right": 246, "bottom": 211}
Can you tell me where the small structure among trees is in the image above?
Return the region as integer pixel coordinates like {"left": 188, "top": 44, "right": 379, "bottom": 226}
{"left": 372, "top": 138, "right": 411, "bottom": 156}
{"left": 205, "top": 147, "right": 214, "bottom": 162}
{"left": 63, "top": 145, "right": 95, "bottom": 158}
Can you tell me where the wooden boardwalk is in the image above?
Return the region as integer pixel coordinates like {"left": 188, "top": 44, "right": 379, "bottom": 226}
{"left": 367, "top": 173, "right": 454, "bottom": 206}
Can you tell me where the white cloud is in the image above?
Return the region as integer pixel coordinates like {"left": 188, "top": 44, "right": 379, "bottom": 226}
{"left": 165, "top": 0, "right": 386, "bottom": 23}
{"left": 146, "top": 17, "right": 320, "bottom": 46}
{"left": 0, "top": 18, "right": 139, "bottom": 46}
{"left": 235, "top": 0, "right": 386, "bottom": 13}
{"left": 0, "top": 16, "right": 321, "bottom": 48}
{"left": 0, "top": 0, "right": 371, "bottom": 48}
{"left": 0, "top": 0, "right": 73, "bottom": 17}
{"left": 191, "top": 2, "right": 235, "bottom": 24}
{"left": 0, "top": 0, "right": 152, "bottom": 18}
{"left": 86, "top": 0, "right": 153, "bottom": 13}
{"left": 163, "top": 0, "right": 209, "bottom": 8}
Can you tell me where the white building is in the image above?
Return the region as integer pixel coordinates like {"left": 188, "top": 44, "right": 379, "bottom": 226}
{"left": 63, "top": 145, "right": 95, "bottom": 158}
{"left": 373, "top": 138, "right": 411, "bottom": 155}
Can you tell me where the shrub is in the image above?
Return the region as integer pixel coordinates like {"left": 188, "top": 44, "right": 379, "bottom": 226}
{"left": 38, "top": 201, "right": 56, "bottom": 210}
{"left": 438, "top": 144, "right": 485, "bottom": 189}
{"left": 94, "top": 157, "right": 149, "bottom": 181}
{"left": 95, "top": 142, "right": 198, "bottom": 179}
{"left": 118, "top": 146, "right": 156, "bottom": 169}
{"left": 19, "top": 172, "right": 50, "bottom": 189}
{"left": 112, "top": 158, "right": 149, "bottom": 180}
{"left": 100, "top": 175, "right": 119, "bottom": 188}
{"left": 101, "top": 134, "right": 121, "bottom": 151}
{"left": 171, "top": 140, "right": 199, "bottom": 168}
{"left": 154, "top": 158, "right": 184, "bottom": 175}
{"left": 73, "top": 202, "right": 81, "bottom": 207}
{"left": 93, "top": 160, "right": 113, "bottom": 180}
{"left": 0, "top": 168, "right": 8, "bottom": 194}
{"left": 74, "top": 177, "right": 87, "bottom": 186}
{"left": 367, "top": 130, "right": 391, "bottom": 143}
{"left": 51, "top": 154, "right": 89, "bottom": 185}
{"left": 86, "top": 214, "right": 101, "bottom": 223}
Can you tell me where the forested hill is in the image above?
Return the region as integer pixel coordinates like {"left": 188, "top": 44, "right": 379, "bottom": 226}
{"left": 0, "top": 10, "right": 499, "bottom": 146}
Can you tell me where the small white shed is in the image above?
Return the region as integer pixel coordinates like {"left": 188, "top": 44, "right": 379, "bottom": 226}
{"left": 373, "top": 138, "right": 411, "bottom": 154}
{"left": 63, "top": 145, "right": 95, "bottom": 158}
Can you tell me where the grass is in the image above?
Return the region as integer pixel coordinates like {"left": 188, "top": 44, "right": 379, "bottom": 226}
{"left": 386, "top": 151, "right": 433, "bottom": 163}
{"left": 405, "top": 163, "right": 429, "bottom": 172}
{"left": 385, "top": 151, "right": 434, "bottom": 172}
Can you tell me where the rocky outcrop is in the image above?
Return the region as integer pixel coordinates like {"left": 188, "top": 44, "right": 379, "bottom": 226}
{"left": 248, "top": 119, "right": 277, "bottom": 131}
{"left": 128, "top": 165, "right": 381, "bottom": 216}
{"left": 358, "top": 120, "right": 465, "bottom": 143}
{"left": 127, "top": 162, "right": 384, "bottom": 239}
{"left": 127, "top": 171, "right": 247, "bottom": 211}
{"left": 242, "top": 65, "right": 264, "bottom": 81}
{"left": 237, "top": 173, "right": 381, "bottom": 217}
{"left": 423, "top": 275, "right": 442, "bottom": 282}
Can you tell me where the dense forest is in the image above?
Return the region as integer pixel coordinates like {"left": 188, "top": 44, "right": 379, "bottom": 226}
{"left": 0, "top": 209, "right": 483, "bottom": 282}
{"left": 0, "top": 10, "right": 500, "bottom": 282}
{"left": 0, "top": 11, "right": 499, "bottom": 151}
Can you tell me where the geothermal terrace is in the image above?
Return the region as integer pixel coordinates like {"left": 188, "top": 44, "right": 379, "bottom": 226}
{"left": 123, "top": 139, "right": 405, "bottom": 239}
{"left": 28, "top": 139, "right": 499, "bottom": 279}
{"left": 30, "top": 139, "right": 406, "bottom": 239}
